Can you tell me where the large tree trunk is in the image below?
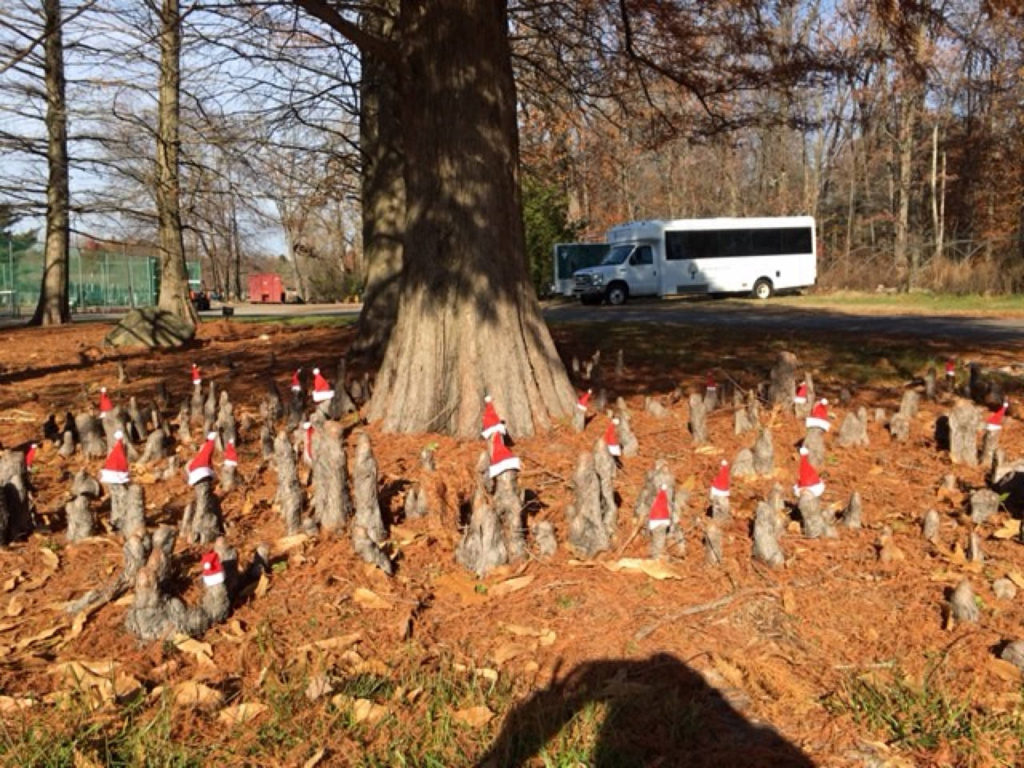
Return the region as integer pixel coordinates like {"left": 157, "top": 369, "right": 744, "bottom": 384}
{"left": 30, "top": 0, "right": 70, "bottom": 327}
{"left": 366, "top": 1, "right": 573, "bottom": 437}
{"left": 154, "top": 0, "right": 196, "bottom": 324}
{"left": 352, "top": 0, "right": 403, "bottom": 362}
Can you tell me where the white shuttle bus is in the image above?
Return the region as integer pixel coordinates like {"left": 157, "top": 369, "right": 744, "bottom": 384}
{"left": 571, "top": 216, "right": 817, "bottom": 305}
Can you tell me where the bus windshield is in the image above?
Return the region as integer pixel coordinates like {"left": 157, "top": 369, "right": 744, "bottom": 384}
{"left": 600, "top": 245, "right": 633, "bottom": 266}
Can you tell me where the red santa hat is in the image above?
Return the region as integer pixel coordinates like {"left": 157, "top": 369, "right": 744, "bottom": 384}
{"left": 805, "top": 398, "right": 830, "bottom": 432}
{"left": 488, "top": 432, "right": 520, "bottom": 479}
{"left": 98, "top": 387, "right": 114, "bottom": 417}
{"left": 100, "top": 431, "right": 130, "bottom": 484}
{"left": 480, "top": 396, "right": 507, "bottom": 440}
{"left": 311, "top": 368, "right": 334, "bottom": 403}
{"left": 25, "top": 443, "right": 37, "bottom": 470}
{"left": 223, "top": 439, "right": 238, "bottom": 468}
{"left": 794, "top": 382, "right": 808, "bottom": 405}
{"left": 577, "top": 389, "right": 592, "bottom": 412}
{"left": 191, "top": 362, "right": 202, "bottom": 386}
{"left": 648, "top": 485, "right": 671, "bottom": 530}
{"left": 986, "top": 401, "right": 1009, "bottom": 432}
{"left": 200, "top": 551, "right": 225, "bottom": 587}
{"left": 187, "top": 431, "right": 217, "bottom": 486}
{"left": 604, "top": 418, "right": 621, "bottom": 457}
{"left": 945, "top": 358, "right": 956, "bottom": 378}
{"left": 710, "top": 460, "right": 730, "bottom": 498}
{"left": 705, "top": 372, "right": 717, "bottom": 392}
{"left": 290, "top": 368, "right": 302, "bottom": 393}
{"left": 794, "top": 446, "right": 825, "bottom": 498}
{"left": 303, "top": 421, "right": 314, "bottom": 463}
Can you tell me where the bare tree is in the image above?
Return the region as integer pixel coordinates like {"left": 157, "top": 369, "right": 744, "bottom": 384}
{"left": 150, "top": 0, "right": 195, "bottom": 323}
{"left": 29, "top": 0, "right": 71, "bottom": 325}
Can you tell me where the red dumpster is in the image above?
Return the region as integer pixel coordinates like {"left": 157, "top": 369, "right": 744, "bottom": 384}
{"left": 248, "top": 273, "right": 284, "bottom": 303}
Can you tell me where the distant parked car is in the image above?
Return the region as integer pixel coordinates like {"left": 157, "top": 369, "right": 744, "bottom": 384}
{"left": 191, "top": 290, "right": 211, "bottom": 311}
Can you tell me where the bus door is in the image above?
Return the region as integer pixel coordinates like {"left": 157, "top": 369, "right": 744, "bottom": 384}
{"left": 627, "top": 245, "right": 659, "bottom": 296}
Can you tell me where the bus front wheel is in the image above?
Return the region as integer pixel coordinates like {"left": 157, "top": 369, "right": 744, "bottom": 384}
{"left": 605, "top": 283, "right": 629, "bottom": 306}
{"left": 752, "top": 278, "right": 774, "bottom": 300}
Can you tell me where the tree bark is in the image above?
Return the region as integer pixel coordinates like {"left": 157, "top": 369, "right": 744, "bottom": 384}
{"left": 29, "top": 0, "right": 70, "bottom": 326}
{"left": 352, "top": 0, "right": 404, "bottom": 362}
{"left": 154, "top": 0, "right": 196, "bottom": 324}
{"left": 366, "top": 1, "right": 574, "bottom": 437}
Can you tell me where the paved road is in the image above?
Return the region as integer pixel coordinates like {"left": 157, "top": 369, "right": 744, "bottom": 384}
{"left": 5, "top": 298, "right": 1022, "bottom": 345}
{"left": 544, "top": 298, "right": 1024, "bottom": 345}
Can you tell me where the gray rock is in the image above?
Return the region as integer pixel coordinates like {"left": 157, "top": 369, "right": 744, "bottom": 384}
{"left": 992, "top": 578, "right": 1017, "bottom": 601}
{"left": 104, "top": 307, "right": 195, "bottom": 349}
{"left": 731, "top": 448, "right": 755, "bottom": 479}
{"left": 531, "top": 521, "right": 557, "bottom": 558}
{"left": 949, "top": 400, "right": 981, "bottom": 466}
{"left": 456, "top": 487, "right": 507, "bottom": 577}
{"left": 922, "top": 508, "right": 941, "bottom": 541}
{"left": 803, "top": 428, "right": 826, "bottom": 468}
{"left": 840, "top": 491, "right": 863, "bottom": 529}
{"left": 768, "top": 351, "right": 798, "bottom": 408}
{"left": 970, "top": 489, "right": 1001, "bottom": 525}
{"left": 837, "top": 408, "right": 869, "bottom": 448}
{"left": 1000, "top": 640, "right": 1024, "bottom": 670}
{"left": 703, "top": 522, "right": 723, "bottom": 566}
{"left": 752, "top": 501, "right": 784, "bottom": 568}
{"left": 687, "top": 394, "right": 707, "bottom": 444}
{"left": 752, "top": 428, "right": 774, "bottom": 475}
{"left": 949, "top": 578, "right": 980, "bottom": 623}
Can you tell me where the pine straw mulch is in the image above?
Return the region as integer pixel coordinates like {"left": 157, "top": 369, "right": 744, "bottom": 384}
{"left": 0, "top": 316, "right": 1023, "bottom": 766}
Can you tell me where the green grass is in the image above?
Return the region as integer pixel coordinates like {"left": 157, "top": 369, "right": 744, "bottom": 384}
{"left": 0, "top": 690, "right": 203, "bottom": 767}
{"left": 0, "top": 654, "right": 670, "bottom": 768}
{"left": 828, "top": 668, "right": 1024, "bottom": 765}
{"left": 228, "top": 314, "right": 355, "bottom": 328}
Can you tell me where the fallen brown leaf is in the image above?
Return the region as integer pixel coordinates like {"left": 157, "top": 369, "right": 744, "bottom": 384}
{"left": 254, "top": 572, "right": 271, "bottom": 598}
{"left": 173, "top": 680, "right": 224, "bottom": 710}
{"left": 2, "top": 571, "right": 22, "bottom": 592}
{"left": 489, "top": 574, "right": 535, "bottom": 597}
{"left": 0, "top": 695, "right": 35, "bottom": 715}
{"left": 14, "top": 624, "right": 62, "bottom": 651}
{"left": 605, "top": 558, "right": 684, "bottom": 580}
{"left": 174, "top": 636, "right": 215, "bottom": 666}
{"left": 491, "top": 641, "right": 535, "bottom": 666}
{"left": 352, "top": 587, "right": 392, "bottom": 610}
{"left": 351, "top": 698, "right": 389, "bottom": 725}
{"left": 453, "top": 705, "right": 494, "bottom": 727}
{"left": 6, "top": 595, "right": 25, "bottom": 618}
{"left": 305, "top": 675, "right": 333, "bottom": 701}
{"left": 273, "top": 533, "right": 309, "bottom": 554}
{"left": 296, "top": 632, "right": 362, "bottom": 656}
{"left": 302, "top": 748, "right": 327, "bottom": 768}
{"left": 217, "top": 701, "right": 268, "bottom": 726}
{"left": 39, "top": 547, "right": 59, "bottom": 572}
{"left": 987, "top": 658, "right": 1022, "bottom": 683}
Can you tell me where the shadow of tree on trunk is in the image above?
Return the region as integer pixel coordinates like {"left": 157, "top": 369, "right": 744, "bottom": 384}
{"left": 476, "top": 653, "right": 815, "bottom": 767}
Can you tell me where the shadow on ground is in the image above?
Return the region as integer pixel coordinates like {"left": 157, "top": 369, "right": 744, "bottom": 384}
{"left": 475, "top": 653, "right": 814, "bottom": 768}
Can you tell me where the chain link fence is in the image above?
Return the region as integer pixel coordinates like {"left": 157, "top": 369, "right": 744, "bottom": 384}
{"left": 0, "top": 239, "right": 200, "bottom": 317}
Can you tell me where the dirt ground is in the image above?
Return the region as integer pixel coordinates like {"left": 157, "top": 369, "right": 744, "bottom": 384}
{"left": 1, "top": 316, "right": 1023, "bottom": 767}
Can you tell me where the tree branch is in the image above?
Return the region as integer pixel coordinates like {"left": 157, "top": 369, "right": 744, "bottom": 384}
{"left": 290, "top": 0, "right": 397, "bottom": 66}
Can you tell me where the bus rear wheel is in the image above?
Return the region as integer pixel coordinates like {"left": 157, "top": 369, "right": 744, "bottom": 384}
{"left": 752, "top": 278, "right": 774, "bottom": 300}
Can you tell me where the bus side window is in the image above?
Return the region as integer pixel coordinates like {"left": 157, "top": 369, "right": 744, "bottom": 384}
{"left": 630, "top": 246, "right": 653, "bottom": 266}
